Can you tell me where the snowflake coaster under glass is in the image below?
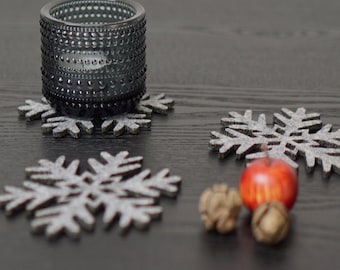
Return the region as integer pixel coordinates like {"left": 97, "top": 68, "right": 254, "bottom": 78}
{"left": 0, "top": 151, "right": 181, "bottom": 239}
{"left": 17, "top": 93, "right": 174, "bottom": 138}
{"left": 209, "top": 108, "right": 340, "bottom": 176}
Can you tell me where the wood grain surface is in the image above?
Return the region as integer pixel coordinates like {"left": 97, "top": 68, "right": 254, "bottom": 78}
{"left": 1, "top": 0, "right": 340, "bottom": 269}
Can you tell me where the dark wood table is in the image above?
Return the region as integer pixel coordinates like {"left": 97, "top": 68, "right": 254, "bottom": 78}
{"left": 1, "top": 0, "right": 340, "bottom": 269}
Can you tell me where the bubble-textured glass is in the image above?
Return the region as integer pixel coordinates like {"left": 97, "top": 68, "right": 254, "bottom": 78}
{"left": 40, "top": 0, "right": 146, "bottom": 118}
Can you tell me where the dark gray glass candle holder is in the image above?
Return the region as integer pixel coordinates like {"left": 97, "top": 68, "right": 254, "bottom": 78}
{"left": 40, "top": 0, "right": 146, "bottom": 118}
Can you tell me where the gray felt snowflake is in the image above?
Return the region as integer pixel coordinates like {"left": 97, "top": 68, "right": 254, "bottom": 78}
{"left": 17, "top": 93, "right": 174, "bottom": 138}
{"left": 0, "top": 151, "right": 181, "bottom": 239}
{"left": 210, "top": 107, "right": 340, "bottom": 176}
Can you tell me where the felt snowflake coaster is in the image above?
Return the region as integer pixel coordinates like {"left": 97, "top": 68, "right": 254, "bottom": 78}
{"left": 18, "top": 93, "right": 174, "bottom": 138}
{"left": 0, "top": 151, "right": 181, "bottom": 239}
{"left": 210, "top": 108, "right": 340, "bottom": 176}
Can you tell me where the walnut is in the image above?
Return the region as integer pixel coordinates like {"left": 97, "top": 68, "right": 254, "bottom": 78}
{"left": 199, "top": 184, "right": 242, "bottom": 234}
{"left": 251, "top": 201, "right": 290, "bottom": 245}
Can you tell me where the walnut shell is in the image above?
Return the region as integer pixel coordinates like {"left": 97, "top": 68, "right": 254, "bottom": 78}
{"left": 251, "top": 201, "right": 290, "bottom": 245}
{"left": 199, "top": 184, "right": 242, "bottom": 234}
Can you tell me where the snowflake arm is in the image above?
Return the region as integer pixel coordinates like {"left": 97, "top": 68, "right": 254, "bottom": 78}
{"left": 0, "top": 182, "right": 71, "bottom": 214}
{"left": 273, "top": 107, "right": 322, "bottom": 134}
{"left": 295, "top": 142, "right": 340, "bottom": 176}
{"left": 17, "top": 98, "right": 56, "bottom": 121}
{"left": 101, "top": 113, "right": 151, "bottom": 136}
{"left": 310, "top": 124, "right": 340, "bottom": 148}
{"left": 136, "top": 93, "right": 175, "bottom": 115}
{"left": 25, "top": 156, "right": 82, "bottom": 185}
{"left": 245, "top": 143, "right": 299, "bottom": 169}
{"left": 100, "top": 195, "right": 162, "bottom": 230}
{"left": 87, "top": 151, "right": 143, "bottom": 180}
{"left": 31, "top": 195, "right": 95, "bottom": 239}
{"left": 221, "top": 110, "right": 269, "bottom": 133}
{"left": 114, "top": 169, "right": 181, "bottom": 198}
{"left": 142, "top": 169, "right": 181, "bottom": 197}
{"left": 41, "top": 116, "right": 94, "bottom": 138}
{"left": 210, "top": 129, "right": 269, "bottom": 159}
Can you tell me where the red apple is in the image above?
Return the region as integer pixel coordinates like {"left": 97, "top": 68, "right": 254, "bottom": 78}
{"left": 239, "top": 157, "right": 298, "bottom": 211}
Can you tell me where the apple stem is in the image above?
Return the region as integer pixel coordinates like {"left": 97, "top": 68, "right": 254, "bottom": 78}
{"left": 261, "top": 144, "right": 271, "bottom": 165}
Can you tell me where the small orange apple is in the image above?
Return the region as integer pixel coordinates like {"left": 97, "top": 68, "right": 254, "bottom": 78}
{"left": 239, "top": 157, "right": 298, "bottom": 211}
